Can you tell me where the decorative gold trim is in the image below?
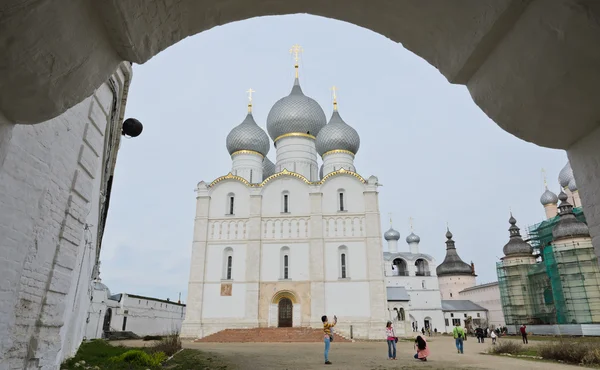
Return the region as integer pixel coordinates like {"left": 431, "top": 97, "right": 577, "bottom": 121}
{"left": 273, "top": 132, "right": 316, "bottom": 143}
{"left": 322, "top": 149, "right": 355, "bottom": 157}
{"left": 208, "top": 172, "right": 251, "bottom": 188}
{"left": 208, "top": 168, "right": 365, "bottom": 188}
{"left": 231, "top": 150, "right": 264, "bottom": 158}
{"left": 320, "top": 168, "right": 366, "bottom": 184}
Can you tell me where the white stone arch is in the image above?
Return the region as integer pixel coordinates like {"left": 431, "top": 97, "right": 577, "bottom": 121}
{"left": 415, "top": 258, "right": 430, "bottom": 276}
{"left": 392, "top": 258, "right": 408, "bottom": 276}
{"left": 222, "top": 247, "right": 234, "bottom": 280}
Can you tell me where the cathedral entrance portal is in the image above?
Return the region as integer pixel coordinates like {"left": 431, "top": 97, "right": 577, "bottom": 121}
{"left": 278, "top": 298, "right": 293, "bottom": 327}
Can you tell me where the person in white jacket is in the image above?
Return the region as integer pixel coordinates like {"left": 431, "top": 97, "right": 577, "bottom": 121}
{"left": 490, "top": 330, "right": 497, "bottom": 345}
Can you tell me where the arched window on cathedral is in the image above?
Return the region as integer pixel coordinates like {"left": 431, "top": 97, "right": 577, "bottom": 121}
{"left": 226, "top": 193, "right": 235, "bottom": 215}
{"left": 223, "top": 247, "right": 233, "bottom": 280}
{"left": 337, "top": 189, "right": 346, "bottom": 212}
{"left": 282, "top": 191, "right": 290, "bottom": 213}
{"left": 280, "top": 246, "right": 290, "bottom": 279}
{"left": 338, "top": 246, "right": 349, "bottom": 278}
{"left": 415, "top": 259, "right": 430, "bottom": 276}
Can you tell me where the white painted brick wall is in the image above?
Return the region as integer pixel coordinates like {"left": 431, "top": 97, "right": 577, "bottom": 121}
{"left": 0, "top": 63, "right": 131, "bottom": 370}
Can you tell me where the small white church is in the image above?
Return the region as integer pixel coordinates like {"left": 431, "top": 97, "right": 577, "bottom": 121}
{"left": 181, "top": 47, "right": 487, "bottom": 340}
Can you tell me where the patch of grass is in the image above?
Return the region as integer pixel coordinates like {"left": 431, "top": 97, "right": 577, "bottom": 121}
{"left": 149, "top": 333, "right": 182, "bottom": 356}
{"left": 61, "top": 340, "right": 140, "bottom": 369}
{"left": 538, "top": 341, "right": 600, "bottom": 365}
{"left": 501, "top": 335, "right": 600, "bottom": 343}
{"left": 489, "top": 341, "right": 528, "bottom": 355}
{"left": 164, "top": 349, "right": 231, "bottom": 370}
{"left": 109, "top": 350, "right": 166, "bottom": 367}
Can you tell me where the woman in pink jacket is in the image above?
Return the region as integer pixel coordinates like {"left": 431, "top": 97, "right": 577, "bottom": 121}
{"left": 414, "top": 335, "right": 430, "bottom": 361}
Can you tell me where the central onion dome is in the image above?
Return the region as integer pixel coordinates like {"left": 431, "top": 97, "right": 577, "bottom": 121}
{"left": 540, "top": 188, "right": 558, "bottom": 205}
{"left": 552, "top": 190, "right": 589, "bottom": 240}
{"left": 226, "top": 112, "right": 270, "bottom": 157}
{"left": 266, "top": 78, "right": 327, "bottom": 142}
{"left": 262, "top": 157, "right": 276, "bottom": 180}
{"left": 436, "top": 228, "right": 473, "bottom": 276}
{"left": 558, "top": 161, "right": 574, "bottom": 189}
{"left": 316, "top": 109, "right": 360, "bottom": 156}
{"left": 568, "top": 177, "right": 578, "bottom": 192}
{"left": 503, "top": 214, "right": 533, "bottom": 257}
{"left": 406, "top": 232, "right": 420, "bottom": 244}
{"left": 384, "top": 227, "right": 400, "bottom": 241}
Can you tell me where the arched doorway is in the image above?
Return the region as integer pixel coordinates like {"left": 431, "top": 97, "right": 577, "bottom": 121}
{"left": 102, "top": 308, "right": 112, "bottom": 333}
{"left": 278, "top": 298, "right": 293, "bottom": 327}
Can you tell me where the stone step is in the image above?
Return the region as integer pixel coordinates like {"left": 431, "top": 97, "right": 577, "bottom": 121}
{"left": 195, "top": 327, "right": 352, "bottom": 343}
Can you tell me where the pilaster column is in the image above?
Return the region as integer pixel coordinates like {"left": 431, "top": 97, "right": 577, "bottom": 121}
{"left": 309, "top": 191, "right": 324, "bottom": 326}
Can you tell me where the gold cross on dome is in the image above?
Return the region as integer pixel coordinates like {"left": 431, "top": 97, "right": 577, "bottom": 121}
{"left": 290, "top": 44, "right": 303, "bottom": 63}
{"left": 409, "top": 216, "right": 414, "bottom": 231}
{"left": 246, "top": 88, "right": 255, "bottom": 112}
{"left": 541, "top": 168, "right": 548, "bottom": 188}
{"left": 331, "top": 86, "right": 338, "bottom": 111}
{"left": 388, "top": 212, "right": 393, "bottom": 227}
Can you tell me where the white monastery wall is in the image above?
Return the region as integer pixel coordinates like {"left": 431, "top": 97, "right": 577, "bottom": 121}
{"left": 261, "top": 177, "right": 310, "bottom": 216}
{"left": 438, "top": 275, "right": 477, "bottom": 300}
{"left": 459, "top": 283, "right": 505, "bottom": 328}
{"left": 207, "top": 181, "right": 251, "bottom": 218}
{"left": 111, "top": 295, "right": 186, "bottom": 336}
{"left": 204, "top": 243, "right": 248, "bottom": 281}
{"left": 324, "top": 241, "right": 367, "bottom": 281}
{"left": 325, "top": 281, "right": 371, "bottom": 318}
{"left": 443, "top": 309, "right": 488, "bottom": 333}
{"left": 201, "top": 283, "right": 247, "bottom": 319}
{"left": 0, "top": 63, "right": 129, "bottom": 369}
{"left": 320, "top": 176, "right": 365, "bottom": 214}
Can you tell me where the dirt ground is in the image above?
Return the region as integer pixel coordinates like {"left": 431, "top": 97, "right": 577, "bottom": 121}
{"left": 121, "top": 336, "right": 581, "bottom": 370}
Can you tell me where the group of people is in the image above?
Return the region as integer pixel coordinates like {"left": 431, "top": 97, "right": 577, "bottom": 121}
{"left": 321, "top": 316, "right": 430, "bottom": 365}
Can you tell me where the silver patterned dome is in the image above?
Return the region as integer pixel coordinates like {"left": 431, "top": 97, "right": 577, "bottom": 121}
{"left": 436, "top": 228, "right": 473, "bottom": 276}
{"left": 316, "top": 110, "right": 360, "bottom": 156}
{"left": 262, "top": 157, "right": 276, "bottom": 180}
{"left": 502, "top": 214, "right": 533, "bottom": 257}
{"left": 558, "top": 162, "right": 574, "bottom": 189}
{"left": 384, "top": 227, "right": 400, "bottom": 241}
{"left": 226, "top": 113, "right": 270, "bottom": 156}
{"left": 552, "top": 190, "right": 589, "bottom": 240}
{"left": 266, "top": 78, "right": 327, "bottom": 142}
{"left": 406, "top": 232, "right": 421, "bottom": 244}
{"left": 568, "top": 177, "right": 578, "bottom": 192}
{"left": 540, "top": 188, "right": 558, "bottom": 205}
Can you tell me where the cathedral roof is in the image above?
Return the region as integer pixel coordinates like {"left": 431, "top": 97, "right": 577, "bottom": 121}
{"left": 315, "top": 109, "right": 360, "bottom": 156}
{"left": 502, "top": 214, "right": 533, "bottom": 257}
{"left": 226, "top": 112, "right": 270, "bottom": 157}
{"left": 436, "top": 228, "right": 473, "bottom": 277}
{"left": 552, "top": 190, "right": 589, "bottom": 240}
{"left": 262, "top": 157, "right": 276, "bottom": 180}
{"left": 266, "top": 77, "right": 326, "bottom": 143}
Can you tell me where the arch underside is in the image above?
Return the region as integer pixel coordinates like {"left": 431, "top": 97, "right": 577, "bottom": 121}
{"left": 271, "top": 289, "right": 299, "bottom": 304}
{"left": 2, "top": 1, "right": 600, "bottom": 149}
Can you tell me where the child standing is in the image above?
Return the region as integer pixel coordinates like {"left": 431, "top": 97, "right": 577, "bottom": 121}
{"left": 490, "top": 330, "right": 497, "bottom": 345}
{"left": 322, "top": 315, "right": 337, "bottom": 365}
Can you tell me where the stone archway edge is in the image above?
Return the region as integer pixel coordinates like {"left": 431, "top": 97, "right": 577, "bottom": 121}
{"left": 2, "top": 0, "right": 600, "bottom": 149}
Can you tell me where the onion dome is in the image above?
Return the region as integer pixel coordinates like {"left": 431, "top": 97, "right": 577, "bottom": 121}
{"left": 436, "top": 228, "right": 473, "bottom": 276}
{"left": 262, "top": 157, "right": 276, "bottom": 180}
{"left": 384, "top": 227, "right": 400, "bottom": 241}
{"left": 502, "top": 214, "right": 533, "bottom": 257}
{"left": 319, "top": 164, "right": 324, "bottom": 180}
{"left": 92, "top": 280, "right": 111, "bottom": 297}
{"left": 552, "top": 190, "right": 589, "bottom": 240}
{"left": 406, "top": 232, "right": 421, "bottom": 244}
{"left": 266, "top": 77, "right": 327, "bottom": 143}
{"left": 558, "top": 162, "right": 574, "bottom": 189}
{"left": 316, "top": 109, "right": 360, "bottom": 156}
{"left": 226, "top": 112, "right": 270, "bottom": 157}
{"left": 568, "top": 177, "right": 578, "bottom": 192}
{"left": 540, "top": 188, "right": 558, "bottom": 205}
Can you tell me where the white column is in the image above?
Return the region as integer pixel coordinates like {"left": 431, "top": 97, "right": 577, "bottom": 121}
{"left": 568, "top": 125, "right": 600, "bottom": 264}
{"left": 231, "top": 152, "right": 263, "bottom": 183}
{"left": 322, "top": 151, "right": 355, "bottom": 177}
{"left": 572, "top": 191, "right": 582, "bottom": 208}
{"left": 275, "top": 136, "right": 318, "bottom": 181}
{"left": 408, "top": 241, "right": 419, "bottom": 254}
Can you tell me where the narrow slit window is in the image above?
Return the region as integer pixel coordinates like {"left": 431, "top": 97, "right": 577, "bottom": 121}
{"left": 339, "top": 192, "right": 345, "bottom": 211}
{"left": 229, "top": 196, "right": 234, "bottom": 215}
{"left": 226, "top": 256, "right": 232, "bottom": 280}
{"left": 284, "top": 255, "right": 289, "bottom": 279}
{"left": 250, "top": 169, "right": 253, "bottom": 183}
{"left": 283, "top": 194, "right": 289, "bottom": 213}
{"left": 341, "top": 253, "right": 347, "bottom": 278}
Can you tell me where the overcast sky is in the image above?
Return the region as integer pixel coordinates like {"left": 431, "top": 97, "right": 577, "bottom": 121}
{"left": 99, "top": 15, "right": 567, "bottom": 302}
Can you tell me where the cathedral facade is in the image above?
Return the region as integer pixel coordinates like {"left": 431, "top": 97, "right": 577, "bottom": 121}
{"left": 180, "top": 50, "right": 388, "bottom": 339}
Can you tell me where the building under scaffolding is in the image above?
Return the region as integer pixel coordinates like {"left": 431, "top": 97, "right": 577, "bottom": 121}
{"left": 497, "top": 191, "right": 600, "bottom": 330}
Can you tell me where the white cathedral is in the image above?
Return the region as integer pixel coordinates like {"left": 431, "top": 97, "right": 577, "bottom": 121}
{"left": 181, "top": 48, "right": 485, "bottom": 340}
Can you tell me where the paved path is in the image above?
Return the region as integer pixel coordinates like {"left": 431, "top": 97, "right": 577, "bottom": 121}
{"left": 184, "top": 336, "right": 581, "bottom": 370}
